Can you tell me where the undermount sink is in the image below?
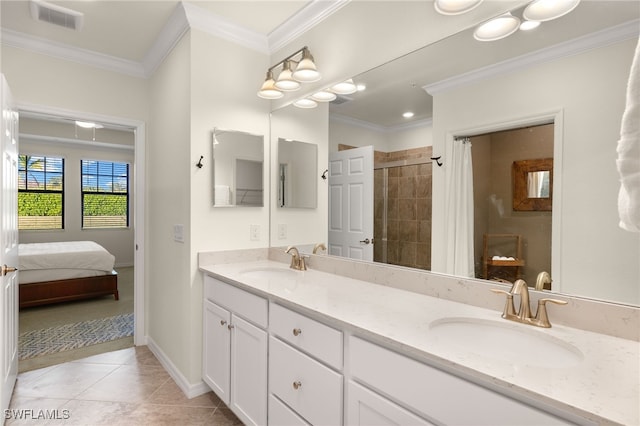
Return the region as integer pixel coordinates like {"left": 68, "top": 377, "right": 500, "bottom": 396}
{"left": 239, "top": 266, "right": 301, "bottom": 279}
{"left": 428, "top": 317, "right": 584, "bottom": 369}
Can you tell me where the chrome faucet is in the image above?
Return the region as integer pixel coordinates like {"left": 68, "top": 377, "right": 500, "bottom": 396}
{"left": 492, "top": 279, "right": 567, "bottom": 328}
{"left": 313, "top": 243, "right": 327, "bottom": 254}
{"left": 285, "top": 246, "right": 307, "bottom": 271}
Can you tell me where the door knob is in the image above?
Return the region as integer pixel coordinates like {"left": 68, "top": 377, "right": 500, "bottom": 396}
{"left": 1, "top": 265, "right": 17, "bottom": 276}
{"left": 359, "top": 238, "right": 371, "bottom": 244}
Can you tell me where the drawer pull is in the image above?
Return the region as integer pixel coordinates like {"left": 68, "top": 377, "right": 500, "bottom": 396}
{"left": 220, "top": 320, "right": 227, "bottom": 326}
{"left": 228, "top": 324, "right": 235, "bottom": 330}
{"left": 292, "top": 380, "right": 302, "bottom": 390}
{"left": 292, "top": 328, "right": 302, "bottom": 336}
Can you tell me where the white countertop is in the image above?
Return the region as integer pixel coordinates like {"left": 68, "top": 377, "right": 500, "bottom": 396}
{"left": 200, "top": 259, "right": 639, "bottom": 425}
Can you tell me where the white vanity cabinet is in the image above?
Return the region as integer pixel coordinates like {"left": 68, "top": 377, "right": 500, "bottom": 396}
{"left": 203, "top": 275, "right": 268, "bottom": 426}
{"left": 268, "top": 303, "right": 344, "bottom": 425}
{"left": 347, "top": 336, "right": 579, "bottom": 426}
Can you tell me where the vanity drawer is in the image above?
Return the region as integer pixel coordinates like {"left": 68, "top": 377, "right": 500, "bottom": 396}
{"left": 349, "top": 336, "right": 572, "bottom": 425}
{"left": 269, "top": 336, "right": 343, "bottom": 426}
{"left": 204, "top": 275, "right": 267, "bottom": 328}
{"left": 270, "top": 303, "right": 343, "bottom": 369}
{"left": 268, "top": 394, "right": 310, "bottom": 426}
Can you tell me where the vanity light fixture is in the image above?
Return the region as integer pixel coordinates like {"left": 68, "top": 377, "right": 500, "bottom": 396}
{"left": 434, "top": 0, "right": 483, "bottom": 15}
{"left": 293, "top": 98, "right": 318, "bottom": 109}
{"left": 330, "top": 78, "right": 358, "bottom": 95}
{"left": 523, "top": 0, "right": 581, "bottom": 22}
{"left": 311, "top": 90, "right": 337, "bottom": 102}
{"left": 257, "top": 46, "right": 320, "bottom": 99}
{"left": 519, "top": 20, "right": 541, "bottom": 31}
{"left": 473, "top": 13, "right": 521, "bottom": 41}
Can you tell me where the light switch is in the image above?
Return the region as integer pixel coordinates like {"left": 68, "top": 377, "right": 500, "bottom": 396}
{"left": 173, "top": 224, "right": 184, "bottom": 243}
{"left": 278, "top": 224, "right": 287, "bottom": 239}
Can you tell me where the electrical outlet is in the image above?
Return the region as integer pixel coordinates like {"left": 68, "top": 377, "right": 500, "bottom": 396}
{"left": 278, "top": 224, "right": 287, "bottom": 239}
{"left": 250, "top": 224, "right": 260, "bottom": 241}
{"left": 173, "top": 224, "right": 184, "bottom": 243}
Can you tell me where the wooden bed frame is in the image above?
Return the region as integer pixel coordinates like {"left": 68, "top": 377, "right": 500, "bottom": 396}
{"left": 19, "top": 270, "right": 119, "bottom": 309}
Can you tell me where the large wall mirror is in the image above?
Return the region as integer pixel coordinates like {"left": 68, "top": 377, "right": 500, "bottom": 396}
{"left": 212, "top": 128, "right": 264, "bottom": 207}
{"left": 269, "top": 1, "right": 640, "bottom": 307}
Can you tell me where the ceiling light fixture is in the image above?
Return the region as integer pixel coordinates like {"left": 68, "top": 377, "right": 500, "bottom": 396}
{"left": 293, "top": 98, "right": 318, "bottom": 109}
{"left": 434, "top": 0, "right": 483, "bottom": 15}
{"left": 257, "top": 46, "right": 320, "bottom": 99}
{"left": 519, "top": 20, "right": 541, "bottom": 31}
{"left": 75, "top": 121, "right": 103, "bottom": 129}
{"left": 403, "top": 112, "right": 415, "bottom": 119}
{"left": 330, "top": 79, "right": 357, "bottom": 95}
{"left": 523, "top": 0, "right": 581, "bottom": 22}
{"left": 473, "top": 13, "right": 521, "bottom": 41}
{"left": 311, "top": 90, "right": 337, "bottom": 102}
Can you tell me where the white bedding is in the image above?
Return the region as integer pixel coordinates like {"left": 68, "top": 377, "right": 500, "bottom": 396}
{"left": 18, "top": 241, "right": 116, "bottom": 284}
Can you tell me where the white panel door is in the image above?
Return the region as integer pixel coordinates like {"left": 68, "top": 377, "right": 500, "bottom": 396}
{"left": 328, "top": 146, "right": 374, "bottom": 261}
{"left": 0, "top": 74, "right": 18, "bottom": 415}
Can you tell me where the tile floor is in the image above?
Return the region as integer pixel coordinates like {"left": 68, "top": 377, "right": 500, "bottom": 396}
{"left": 8, "top": 346, "right": 242, "bottom": 425}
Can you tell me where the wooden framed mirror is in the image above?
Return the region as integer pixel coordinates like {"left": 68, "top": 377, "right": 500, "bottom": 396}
{"left": 512, "top": 158, "right": 553, "bottom": 211}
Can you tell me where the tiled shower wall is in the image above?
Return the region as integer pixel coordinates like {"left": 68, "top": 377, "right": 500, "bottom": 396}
{"left": 373, "top": 147, "right": 433, "bottom": 270}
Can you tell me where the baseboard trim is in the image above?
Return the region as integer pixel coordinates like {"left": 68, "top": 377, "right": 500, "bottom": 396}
{"left": 146, "top": 337, "right": 210, "bottom": 399}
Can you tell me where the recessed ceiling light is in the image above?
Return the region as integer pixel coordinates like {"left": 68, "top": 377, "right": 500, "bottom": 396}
{"left": 523, "top": 0, "right": 581, "bottom": 22}
{"left": 474, "top": 13, "right": 521, "bottom": 41}
{"left": 520, "top": 20, "right": 541, "bottom": 31}
{"left": 434, "top": 0, "right": 483, "bottom": 15}
{"left": 356, "top": 84, "right": 367, "bottom": 92}
{"left": 403, "top": 112, "right": 415, "bottom": 119}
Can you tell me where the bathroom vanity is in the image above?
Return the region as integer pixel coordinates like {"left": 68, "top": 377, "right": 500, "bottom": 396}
{"left": 200, "top": 255, "right": 638, "bottom": 426}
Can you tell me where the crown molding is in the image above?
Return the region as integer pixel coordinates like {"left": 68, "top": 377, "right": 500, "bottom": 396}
{"left": 182, "top": 2, "right": 269, "bottom": 54}
{"left": 268, "top": 0, "right": 351, "bottom": 53}
{"left": 1, "top": 28, "right": 146, "bottom": 78}
{"left": 425, "top": 19, "right": 640, "bottom": 95}
{"left": 331, "top": 113, "right": 433, "bottom": 133}
{"left": 142, "top": 2, "right": 191, "bottom": 77}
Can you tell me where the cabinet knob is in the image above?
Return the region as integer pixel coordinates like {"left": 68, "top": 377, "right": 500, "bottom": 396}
{"left": 292, "top": 328, "right": 302, "bottom": 336}
{"left": 220, "top": 320, "right": 227, "bottom": 326}
{"left": 228, "top": 324, "right": 235, "bottom": 330}
{"left": 292, "top": 381, "right": 302, "bottom": 390}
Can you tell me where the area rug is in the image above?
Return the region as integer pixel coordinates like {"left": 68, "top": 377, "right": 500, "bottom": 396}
{"left": 18, "top": 313, "right": 134, "bottom": 360}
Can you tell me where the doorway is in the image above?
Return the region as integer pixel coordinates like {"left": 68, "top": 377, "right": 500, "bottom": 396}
{"left": 15, "top": 105, "right": 145, "bottom": 369}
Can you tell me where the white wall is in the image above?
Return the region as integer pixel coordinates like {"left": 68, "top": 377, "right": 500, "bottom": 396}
{"left": 19, "top": 138, "right": 135, "bottom": 266}
{"left": 431, "top": 39, "right": 640, "bottom": 305}
{"left": 329, "top": 117, "right": 433, "bottom": 153}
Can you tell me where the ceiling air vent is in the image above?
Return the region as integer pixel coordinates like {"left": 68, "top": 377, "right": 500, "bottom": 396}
{"left": 30, "top": 0, "right": 84, "bottom": 31}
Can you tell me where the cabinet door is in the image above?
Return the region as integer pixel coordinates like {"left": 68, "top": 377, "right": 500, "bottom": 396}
{"left": 203, "top": 300, "right": 231, "bottom": 405}
{"left": 347, "top": 381, "right": 435, "bottom": 426}
{"left": 231, "top": 314, "right": 268, "bottom": 426}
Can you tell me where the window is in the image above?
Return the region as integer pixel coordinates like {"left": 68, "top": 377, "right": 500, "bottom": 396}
{"left": 18, "top": 155, "right": 64, "bottom": 230}
{"left": 81, "top": 160, "right": 129, "bottom": 229}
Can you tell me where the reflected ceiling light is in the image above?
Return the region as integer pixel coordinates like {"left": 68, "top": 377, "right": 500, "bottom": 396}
{"left": 520, "top": 20, "right": 541, "bottom": 31}
{"left": 257, "top": 46, "right": 321, "bottom": 99}
{"left": 311, "top": 90, "right": 337, "bottom": 102}
{"left": 403, "top": 112, "right": 415, "bottom": 119}
{"left": 292, "top": 47, "right": 321, "bottom": 82}
{"left": 293, "top": 98, "right": 318, "bottom": 109}
{"left": 434, "top": 0, "right": 483, "bottom": 15}
{"left": 275, "top": 60, "right": 300, "bottom": 91}
{"left": 473, "top": 13, "right": 520, "bottom": 41}
{"left": 330, "top": 79, "right": 357, "bottom": 95}
{"left": 257, "top": 70, "right": 284, "bottom": 99}
{"left": 356, "top": 83, "right": 367, "bottom": 92}
{"left": 523, "top": 0, "right": 581, "bottom": 22}
{"left": 75, "top": 121, "right": 103, "bottom": 129}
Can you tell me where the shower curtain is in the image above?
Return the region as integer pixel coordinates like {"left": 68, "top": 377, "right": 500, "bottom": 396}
{"left": 445, "top": 137, "right": 475, "bottom": 277}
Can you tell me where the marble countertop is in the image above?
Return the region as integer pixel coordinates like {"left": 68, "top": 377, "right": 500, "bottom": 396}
{"left": 200, "top": 259, "right": 639, "bottom": 425}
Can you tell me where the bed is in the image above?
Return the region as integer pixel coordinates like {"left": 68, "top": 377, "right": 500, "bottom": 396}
{"left": 18, "top": 241, "right": 119, "bottom": 308}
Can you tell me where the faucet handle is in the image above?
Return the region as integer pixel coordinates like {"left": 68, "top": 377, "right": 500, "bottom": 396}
{"left": 491, "top": 288, "right": 516, "bottom": 318}
{"left": 299, "top": 255, "right": 309, "bottom": 271}
{"left": 534, "top": 298, "right": 568, "bottom": 328}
